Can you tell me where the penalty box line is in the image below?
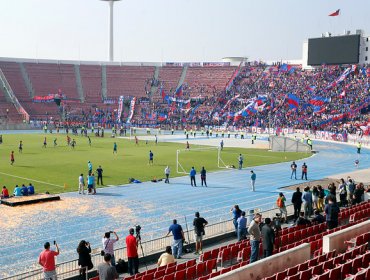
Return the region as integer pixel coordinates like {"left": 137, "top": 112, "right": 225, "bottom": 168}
{"left": 0, "top": 171, "right": 64, "bottom": 188}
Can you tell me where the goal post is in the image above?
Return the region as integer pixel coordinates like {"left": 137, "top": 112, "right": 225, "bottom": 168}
{"left": 176, "top": 146, "right": 229, "bottom": 174}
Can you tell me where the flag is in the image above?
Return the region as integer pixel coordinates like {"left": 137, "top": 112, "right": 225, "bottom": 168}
{"left": 161, "top": 88, "right": 166, "bottom": 99}
{"left": 286, "top": 93, "right": 299, "bottom": 109}
{"left": 328, "top": 9, "right": 340, "bottom": 16}
{"left": 175, "top": 85, "right": 183, "bottom": 97}
{"left": 309, "top": 96, "right": 330, "bottom": 107}
{"left": 158, "top": 113, "right": 168, "bottom": 121}
{"left": 306, "top": 85, "right": 316, "bottom": 93}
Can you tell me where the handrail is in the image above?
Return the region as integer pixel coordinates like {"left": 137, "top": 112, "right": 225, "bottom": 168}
{"left": 2, "top": 204, "right": 293, "bottom": 280}
{"left": 0, "top": 68, "right": 30, "bottom": 121}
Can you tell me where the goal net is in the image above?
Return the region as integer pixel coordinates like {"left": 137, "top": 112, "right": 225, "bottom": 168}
{"left": 176, "top": 146, "right": 230, "bottom": 174}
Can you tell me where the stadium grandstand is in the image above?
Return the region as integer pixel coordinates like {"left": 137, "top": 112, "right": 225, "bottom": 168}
{"left": 0, "top": 1, "right": 370, "bottom": 280}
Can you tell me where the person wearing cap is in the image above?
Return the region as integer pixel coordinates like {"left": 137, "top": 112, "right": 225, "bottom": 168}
{"left": 97, "top": 253, "right": 119, "bottom": 280}
{"left": 126, "top": 228, "right": 139, "bottom": 275}
{"left": 248, "top": 213, "right": 262, "bottom": 263}
{"left": 261, "top": 217, "right": 275, "bottom": 258}
{"left": 38, "top": 241, "right": 60, "bottom": 280}
{"left": 193, "top": 212, "right": 208, "bottom": 254}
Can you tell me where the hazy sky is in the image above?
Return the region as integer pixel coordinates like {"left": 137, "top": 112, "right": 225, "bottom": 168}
{"left": 0, "top": 0, "right": 369, "bottom": 62}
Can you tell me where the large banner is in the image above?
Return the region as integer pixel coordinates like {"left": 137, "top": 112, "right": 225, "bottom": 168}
{"left": 117, "top": 96, "right": 124, "bottom": 122}
{"left": 32, "top": 95, "right": 54, "bottom": 103}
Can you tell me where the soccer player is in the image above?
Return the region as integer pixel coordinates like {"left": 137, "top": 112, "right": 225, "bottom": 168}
{"left": 10, "top": 151, "right": 15, "bottom": 165}
{"left": 135, "top": 136, "right": 139, "bottom": 146}
{"left": 43, "top": 137, "right": 47, "bottom": 148}
{"left": 149, "top": 150, "right": 154, "bottom": 165}
{"left": 19, "top": 141, "right": 23, "bottom": 153}
{"left": 54, "top": 138, "right": 57, "bottom": 147}
{"left": 71, "top": 139, "right": 76, "bottom": 149}
{"left": 113, "top": 142, "right": 117, "bottom": 154}
{"left": 88, "top": 136, "right": 91, "bottom": 147}
{"left": 67, "top": 135, "right": 71, "bottom": 146}
{"left": 186, "top": 141, "right": 190, "bottom": 150}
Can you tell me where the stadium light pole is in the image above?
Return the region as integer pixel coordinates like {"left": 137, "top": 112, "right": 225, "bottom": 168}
{"left": 101, "top": 0, "right": 122, "bottom": 62}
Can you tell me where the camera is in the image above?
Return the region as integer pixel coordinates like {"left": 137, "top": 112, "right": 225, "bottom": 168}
{"left": 135, "top": 225, "right": 141, "bottom": 234}
{"left": 53, "top": 240, "right": 56, "bottom": 245}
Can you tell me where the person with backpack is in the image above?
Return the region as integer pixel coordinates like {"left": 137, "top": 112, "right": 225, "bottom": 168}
{"left": 276, "top": 193, "right": 287, "bottom": 222}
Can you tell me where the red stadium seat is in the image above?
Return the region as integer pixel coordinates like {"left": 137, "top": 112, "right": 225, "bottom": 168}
{"left": 287, "top": 265, "right": 298, "bottom": 276}
{"left": 163, "top": 273, "right": 175, "bottom": 280}
{"left": 196, "top": 262, "right": 205, "bottom": 278}
{"left": 286, "top": 273, "right": 300, "bottom": 280}
{"left": 205, "top": 259, "right": 217, "bottom": 274}
{"left": 275, "top": 269, "right": 287, "bottom": 280}
{"left": 165, "top": 265, "right": 176, "bottom": 275}
{"left": 154, "top": 270, "right": 165, "bottom": 279}
{"left": 299, "top": 268, "right": 312, "bottom": 280}
{"left": 142, "top": 273, "right": 154, "bottom": 280}
{"left": 209, "top": 271, "right": 221, "bottom": 278}
{"left": 174, "top": 269, "right": 186, "bottom": 280}
{"left": 186, "top": 259, "right": 196, "bottom": 268}
{"left": 186, "top": 265, "right": 196, "bottom": 280}
{"left": 199, "top": 250, "right": 211, "bottom": 262}
{"left": 217, "top": 247, "right": 231, "bottom": 267}
{"left": 175, "top": 262, "right": 186, "bottom": 272}
{"left": 328, "top": 266, "right": 341, "bottom": 279}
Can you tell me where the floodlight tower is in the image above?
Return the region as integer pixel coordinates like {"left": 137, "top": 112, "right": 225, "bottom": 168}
{"left": 101, "top": 0, "right": 122, "bottom": 61}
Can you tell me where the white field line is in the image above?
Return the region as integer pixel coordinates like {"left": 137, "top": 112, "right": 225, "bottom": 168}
{"left": 0, "top": 171, "right": 64, "bottom": 188}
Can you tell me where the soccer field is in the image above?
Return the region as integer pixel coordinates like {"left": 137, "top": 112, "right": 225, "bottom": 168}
{"left": 0, "top": 133, "right": 308, "bottom": 193}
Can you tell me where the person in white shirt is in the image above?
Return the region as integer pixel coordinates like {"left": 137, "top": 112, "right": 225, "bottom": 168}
{"left": 78, "top": 174, "right": 85, "bottom": 194}
{"left": 164, "top": 166, "right": 170, "bottom": 183}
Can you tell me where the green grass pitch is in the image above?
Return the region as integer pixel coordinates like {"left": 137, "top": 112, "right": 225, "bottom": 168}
{"left": 0, "top": 133, "right": 309, "bottom": 194}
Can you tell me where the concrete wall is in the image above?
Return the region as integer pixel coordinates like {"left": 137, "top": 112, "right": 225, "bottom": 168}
{"left": 213, "top": 244, "right": 311, "bottom": 280}
{"left": 323, "top": 219, "right": 370, "bottom": 254}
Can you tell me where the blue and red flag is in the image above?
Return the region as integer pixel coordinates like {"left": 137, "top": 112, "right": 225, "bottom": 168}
{"left": 306, "top": 85, "right": 316, "bottom": 93}
{"left": 175, "top": 85, "right": 183, "bottom": 97}
{"left": 309, "top": 96, "right": 330, "bottom": 107}
{"left": 158, "top": 113, "right": 168, "bottom": 121}
{"left": 286, "top": 93, "right": 299, "bottom": 109}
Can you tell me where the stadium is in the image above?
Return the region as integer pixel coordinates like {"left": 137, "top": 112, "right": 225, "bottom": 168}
{"left": 0, "top": 1, "right": 370, "bottom": 280}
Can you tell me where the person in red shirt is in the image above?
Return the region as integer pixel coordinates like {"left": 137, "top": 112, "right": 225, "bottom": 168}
{"left": 1, "top": 186, "right": 9, "bottom": 198}
{"left": 38, "top": 241, "right": 60, "bottom": 280}
{"left": 10, "top": 151, "right": 14, "bottom": 165}
{"left": 126, "top": 228, "right": 139, "bottom": 276}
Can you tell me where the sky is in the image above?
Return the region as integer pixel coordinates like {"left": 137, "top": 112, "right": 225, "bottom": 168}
{"left": 0, "top": 0, "right": 369, "bottom": 63}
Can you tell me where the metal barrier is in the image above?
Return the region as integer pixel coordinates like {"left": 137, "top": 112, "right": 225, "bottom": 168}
{"left": 2, "top": 205, "right": 294, "bottom": 280}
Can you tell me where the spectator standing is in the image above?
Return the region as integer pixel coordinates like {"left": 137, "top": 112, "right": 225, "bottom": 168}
{"left": 220, "top": 140, "right": 224, "bottom": 150}
{"left": 164, "top": 166, "right": 170, "bottom": 184}
{"left": 302, "top": 187, "right": 312, "bottom": 219}
{"left": 237, "top": 211, "right": 247, "bottom": 241}
{"left": 126, "top": 228, "right": 139, "bottom": 275}
{"left": 157, "top": 246, "right": 175, "bottom": 267}
{"left": 96, "top": 166, "right": 104, "bottom": 185}
{"left": 193, "top": 212, "right": 208, "bottom": 255}
{"left": 78, "top": 174, "right": 85, "bottom": 194}
{"left": 317, "top": 185, "right": 325, "bottom": 212}
{"left": 339, "top": 178, "right": 348, "bottom": 207}
{"left": 347, "top": 179, "right": 356, "bottom": 205}
{"left": 166, "top": 219, "right": 185, "bottom": 259}
{"left": 230, "top": 205, "right": 242, "bottom": 235}
{"left": 77, "top": 240, "right": 93, "bottom": 278}
{"left": 250, "top": 170, "right": 256, "bottom": 191}
{"left": 238, "top": 154, "right": 244, "bottom": 170}
{"left": 102, "top": 231, "right": 119, "bottom": 267}
{"left": 301, "top": 163, "right": 308, "bottom": 180}
{"left": 200, "top": 167, "right": 207, "bottom": 187}
{"left": 312, "top": 186, "right": 319, "bottom": 210}
{"left": 325, "top": 197, "right": 340, "bottom": 229}
{"left": 38, "top": 241, "right": 59, "bottom": 280}
{"left": 352, "top": 183, "right": 364, "bottom": 205}
{"left": 248, "top": 213, "right": 262, "bottom": 263}
{"left": 276, "top": 193, "right": 287, "bottom": 222}
{"left": 290, "top": 161, "right": 297, "bottom": 179}
{"left": 261, "top": 218, "right": 275, "bottom": 258}
{"left": 190, "top": 167, "right": 197, "bottom": 187}
{"left": 291, "top": 187, "right": 302, "bottom": 222}
{"left": 97, "top": 254, "right": 119, "bottom": 280}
